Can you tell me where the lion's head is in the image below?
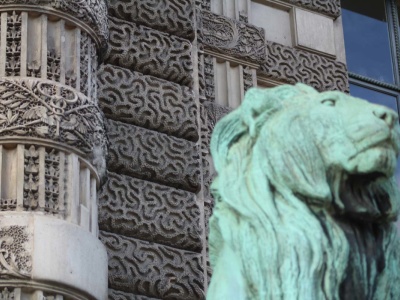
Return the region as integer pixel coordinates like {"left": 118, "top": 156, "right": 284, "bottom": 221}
{"left": 207, "top": 84, "right": 400, "bottom": 300}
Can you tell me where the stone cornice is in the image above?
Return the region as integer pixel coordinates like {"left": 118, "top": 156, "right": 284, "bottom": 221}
{"left": 0, "top": 0, "right": 109, "bottom": 50}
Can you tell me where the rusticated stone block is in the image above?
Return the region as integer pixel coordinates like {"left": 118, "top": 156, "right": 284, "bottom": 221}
{"left": 108, "top": 0, "right": 195, "bottom": 40}
{"left": 98, "top": 172, "right": 202, "bottom": 252}
{"left": 101, "top": 231, "right": 205, "bottom": 300}
{"left": 106, "top": 119, "right": 201, "bottom": 192}
{"left": 261, "top": 42, "right": 349, "bottom": 92}
{"left": 106, "top": 17, "right": 193, "bottom": 87}
{"left": 109, "top": 289, "right": 160, "bottom": 300}
{"left": 98, "top": 64, "right": 198, "bottom": 142}
{"left": 201, "top": 11, "right": 266, "bottom": 64}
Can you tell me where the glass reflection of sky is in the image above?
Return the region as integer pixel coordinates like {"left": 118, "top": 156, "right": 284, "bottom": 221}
{"left": 342, "top": 8, "right": 394, "bottom": 84}
{"left": 349, "top": 84, "right": 400, "bottom": 186}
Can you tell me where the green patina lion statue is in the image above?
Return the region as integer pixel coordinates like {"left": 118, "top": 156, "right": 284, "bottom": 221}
{"left": 208, "top": 84, "right": 400, "bottom": 300}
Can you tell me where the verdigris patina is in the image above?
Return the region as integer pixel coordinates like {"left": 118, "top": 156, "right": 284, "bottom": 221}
{"left": 207, "top": 84, "right": 400, "bottom": 300}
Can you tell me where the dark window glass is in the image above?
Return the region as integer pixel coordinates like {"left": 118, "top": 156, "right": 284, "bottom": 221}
{"left": 342, "top": 0, "right": 394, "bottom": 83}
{"left": 349, "top": 83, "right": 398, "bottom": 113}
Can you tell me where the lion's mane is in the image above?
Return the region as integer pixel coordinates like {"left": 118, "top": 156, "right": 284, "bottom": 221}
{"left": 207, "top": 84, "right": 400, "bottom": 300}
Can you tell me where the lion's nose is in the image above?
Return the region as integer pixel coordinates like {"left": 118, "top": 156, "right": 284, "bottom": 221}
{"left": 373, "top": 105, "right": 398, "bottom": 128}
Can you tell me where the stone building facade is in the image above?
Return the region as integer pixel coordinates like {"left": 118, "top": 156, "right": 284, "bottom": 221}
{"left": 0, "top": 0, "right": 381, "bottom": 299}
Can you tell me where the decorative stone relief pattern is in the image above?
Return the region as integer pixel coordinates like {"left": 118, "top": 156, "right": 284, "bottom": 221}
{"left": 243, "top": 66, "right": 254, "bottom": 92}
{"left": 89, "top": 40, "right": 98, "bottom": 102}
{"left": 0, "top": 78, "right": 106, "bottom": 155}
{"left": 44, "top": 149, "right": 59, "bottom": 213}
{"left": 203, "top": 55, "right": 215, "bottom": 102}
{"left": 0, "top": 226, "right": 31, "bottom": 279}
{"left": 100, "top": 231, "right": 205, "bottom": 300}
{"left": 109, "top": 290, "right": 160, "bottom": 300}
{"left": 280, "top": 0, "right": 340, "bottom": 18}
{"left": 98, "top": 64, "right": 198, "bottom": 142}
{"left": 108, "top": 0, "right": 195, "bottom": 40}
{"left": 201, "top": 11, "right": 266, "bottom": 64}
{"left": 106, "top": 17, "right": 193, "bottom": 87}
{"left": 46, "top": 51, "right": 61, "bottom": 82}
{"left": 106, "top": 119, "right": 200, "bottom": 193}
{"left": 6, "top": 11, "right": 22, "bottom": 77}
{"left": 80, "top": 32, "right": 90, "bottom": 96}
{"left": 99, "top": 172, "right": 202, "bottom": 252}
{"left": 0, "top": 0, "right": 109, "bottom": 46}
{"left": 261, "top": 42, "right": 349, "bottom": 92}
{"left": 0, "top": 288, "right": 14, "bottom": 300}
{"left": 23, "top": 145, "right": 39, "bottom": 210}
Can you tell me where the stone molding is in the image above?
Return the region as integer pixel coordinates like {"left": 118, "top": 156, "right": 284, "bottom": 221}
{"left": 280, "top": 0, "right": 341, "bottom": 18}
{"left": 109, "top": 289, "right": 161, "bottom": 300}
{"left": 201, "top": 10, "right": 266, "bottom": 65}
{"left": 101, "top": 231, "right": 205, "bottom": 300}
{"left": 108, "top": 0, "right": 195, "bottom": 40}
{"left": 0, "top": 0, "right": 109, "bottom": 49}
{"left": 99, "top": 172, "right": 203, "bottom": 253}
{"left": 260, "top": 41, "right": 349, "bottom": 92}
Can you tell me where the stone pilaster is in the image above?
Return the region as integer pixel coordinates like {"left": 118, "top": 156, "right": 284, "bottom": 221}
{"left": 0, "top": 1, "right": 108, "bottom": 299}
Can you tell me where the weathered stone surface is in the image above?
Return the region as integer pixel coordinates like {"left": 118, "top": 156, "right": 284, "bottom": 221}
{"left": 261, "top": 41, "right": 349, "bottom": 92}
{"left": 109, "top": 289, "right": 161, "bottom": 300}
{"left": 98, "top": 172, "right": 202, "bottom": 252}
{"left": 201, "top": 11, "right": 266, "bottom": 64}
{"left": 101, "top": 231, "right": 205, "bottom": 300}
{"left": 106, "top": 17, "right": 193, "bottom": 87}
{"left": 108, "top": 0, "right": 195, "bottom": 40}
{"left": 98, "top": 64, "right": 198, "bottom": 142}
{"left": 280, "top": 0, "right": 340, "bottom": 18}
{"left": 106, "top": 119, "right": 201, "bottom": 192}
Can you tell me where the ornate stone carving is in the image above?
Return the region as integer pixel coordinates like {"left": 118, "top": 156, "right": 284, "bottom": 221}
{"left": 106, "top": 119, "right": 200, "bottom": 193}
{"left": 106, "top": 17, "right": 193, "bottom": 87}
{"left": 203, "top": 55, "right": 215, "bottom": 102}
{"left": 23, "top": 146, "right": 39, "bottom": 210}
{"left": 46, "top": 51, "right": 61, "bottom": 82}
{"left": 261, "top": 41, "right": 349, "bottom": 92}
{"left": 0, "top": 226, "right": 31, "bottom": 279}
{"left": 0, "top": 288, "right": 15, "bottom": 300}
{"left": 100, "top": 231, "right": 205, "bottom": 300}
{"left": 44, "top": 149, "right": 60, "bottom": 213}
{"left": 280, "top": 0, "right": 340, "bottom": 18}
{"left": 99, "top": 172, "right": 202, "bottom": 252}
{"left": 108, "top": 0, "right": 195, "bottom": 40}
{"left": 109, "top": 289, "right": 160, "bottom": 300}
{"left": 5, "top": 11, "right": 22, "bottom": 77}
{"left": 0, "top": 78, "right": 106, "bottom": 157}
{"left": 201, "top": 11, "right": 266, "bottom": 64}
{"left": 243, "top": 66, "right": 254, "bottom": 93}
{"left": 98, "top": 64, "right": 198, "bottom": 142}
{"left": 0, "top": 0, "right": 109, "bottom": 47}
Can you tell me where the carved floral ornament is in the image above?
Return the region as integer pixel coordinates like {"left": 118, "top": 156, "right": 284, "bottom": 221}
{"left": 0, "top": 78, "right": 106, "bottom": 157}
{"left": 0, "top": 0, "right": 109, "bottom": 48}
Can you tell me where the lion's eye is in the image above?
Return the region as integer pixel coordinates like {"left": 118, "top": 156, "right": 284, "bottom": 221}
{"left": 321, "top": 99, "right": 336, "bottom": 106}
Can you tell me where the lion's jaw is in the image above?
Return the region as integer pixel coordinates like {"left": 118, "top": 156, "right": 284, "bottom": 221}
{"left": 311, "top": 95, "right": 400, "bottom": 221}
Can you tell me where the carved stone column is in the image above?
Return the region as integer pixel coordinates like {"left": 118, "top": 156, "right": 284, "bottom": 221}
{"left": 0, "top": 1, "right": 108, "bottom": 299}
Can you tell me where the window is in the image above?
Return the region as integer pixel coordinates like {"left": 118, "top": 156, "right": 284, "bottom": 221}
{"left": 342, "top": 0, "right": 400, "bottom": 184}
